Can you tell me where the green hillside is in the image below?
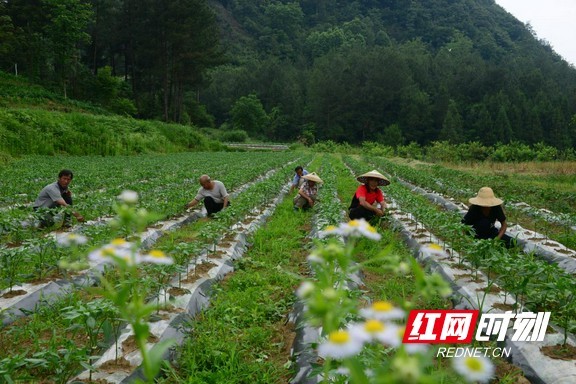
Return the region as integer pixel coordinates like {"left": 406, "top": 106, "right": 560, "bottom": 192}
{"left": 1, "top": 0, "right": 575, "bottom": 150}
{"left": 0, "top": 72, "right": 223, "bottom": 158}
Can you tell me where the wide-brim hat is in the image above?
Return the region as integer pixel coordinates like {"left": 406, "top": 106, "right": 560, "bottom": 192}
{"left": 469, "top": 187, "right": 503, "bottom": 207}
{"left": 303, "top": 172, "right": 323, "bottom": 183}
{"left": 356, "top": 170, "right": 390, "bottom": 186}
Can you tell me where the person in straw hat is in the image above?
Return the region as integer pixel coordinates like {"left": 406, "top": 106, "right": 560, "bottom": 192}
{"left": 294, "top": 172, "right": 323, "bottom": 211}
{"left": 349, "top": 170, "right": 390, "bottom": 221}
{"left": 462, "top": 187, "right": 513, "bottom": 248}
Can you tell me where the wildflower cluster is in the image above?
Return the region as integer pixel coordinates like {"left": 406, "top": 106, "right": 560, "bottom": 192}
{"left": 298, "top": 220, "right": 494, "bottom": 383}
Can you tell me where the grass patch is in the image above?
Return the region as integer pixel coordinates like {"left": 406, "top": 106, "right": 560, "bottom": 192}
{"left": 159, "top": 201, "right": 314, "bottom": 383}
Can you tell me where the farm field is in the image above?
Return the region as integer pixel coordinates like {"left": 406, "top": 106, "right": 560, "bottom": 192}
{"left": 0, "top": 152, "right": 575, "bottom": 383}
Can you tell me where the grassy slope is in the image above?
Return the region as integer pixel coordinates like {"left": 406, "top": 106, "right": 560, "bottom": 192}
{"left": 0, "top": 71, "right": 222, "bottom": 158}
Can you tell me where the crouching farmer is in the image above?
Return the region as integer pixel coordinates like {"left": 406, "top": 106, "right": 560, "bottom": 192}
{"left": 33, "top": 169, "right": 85, "bottom": 228}
{"left": 293, "top": 172, "right": 323, "bottom": 211}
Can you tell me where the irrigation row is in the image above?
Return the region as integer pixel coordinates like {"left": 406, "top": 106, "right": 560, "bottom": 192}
{"left": 392, "top": 176, "right": 576, "bottom": 274}
{"left": 351, "top": 155, "right": 576, "bottom": 274}
{"left": 372, "top": 157, "right": 576, "bottom": 235}
{"left": 72, "top": 168, "right": 295, "bottom": 383}
{"left": 289, "top": 156, "right": 363, "bottom": 384}
{"left": 0, "top": 157, "right": 309, "bottom": 382}
{"left": 343, "top": 158, "right": 576, "bottom": 384}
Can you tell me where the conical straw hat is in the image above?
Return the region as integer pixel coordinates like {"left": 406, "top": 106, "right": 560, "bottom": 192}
{"left": 469, "top": 187, "right": 503, "bottom": 207}
{"left": 302, "top": 172, "right": 323, "bottom": 183}
{"left": 356, "top": 170, "right": 390, "bottom": 186}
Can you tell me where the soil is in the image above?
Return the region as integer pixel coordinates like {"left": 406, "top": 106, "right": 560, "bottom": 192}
{"left": 1, "top": 289, "right": 27, "bottom": 298}
{"left": 167, "top": 287, "right": 190, "bottom": 297}
{"left": 492, "top": 302, "right": 516, "bottom": 311}
{"left": 541, "top": 344, "right": 576, "bottom": 360}
{"left": 180, "top": 262, "right": 216, "bottom": 283}
{"left": 122, "top": 333, "right": 159, "bottom": 355}
{"left": 494, "top": 358, "right": 531, "bottom": 383}
{"left": 270, "top": 319, "right": 297, "bottom": 383}
{"left": 99, "top": 357, "right": 133, "bottom": 373}
{"left": 475, "top": 285, "right": 501, "bottom": 294}
{"left": 208, "top": 250, "right": 227, "bottom": 259}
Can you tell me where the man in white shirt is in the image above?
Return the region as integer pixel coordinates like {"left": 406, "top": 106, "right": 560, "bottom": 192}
{"left": 186, "top": 174, "right": 230, "bottom": 216}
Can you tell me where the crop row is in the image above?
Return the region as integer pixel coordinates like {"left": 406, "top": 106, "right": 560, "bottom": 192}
{"left": 0, "top": 152, "right": 300, "bottom": 234}
{"left": 0, "top": 155, "right": 308, "bottom": 383}
{"left": 0, "top": 152, "right": 304, "bottom": 292}
{"left": 371, "top": 157, "right": 576, "bottom": 238}
{"left": 343, "top": 156, "right": 576, "bottom": 343}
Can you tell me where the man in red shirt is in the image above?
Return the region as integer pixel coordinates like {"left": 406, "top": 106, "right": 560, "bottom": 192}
{"left": 348, "top": 170, "right": 390, "bottom": 221}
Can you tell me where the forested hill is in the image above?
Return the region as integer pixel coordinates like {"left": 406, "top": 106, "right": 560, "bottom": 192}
{"left": 1, "top": 0, "right": 575, "bottom": 150}
{"left": 204, "top": 0, "right": 576, "bottom": 148}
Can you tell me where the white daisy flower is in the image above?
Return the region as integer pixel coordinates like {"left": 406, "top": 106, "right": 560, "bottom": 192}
{"left": 359, "top": 301, "right": 405, "bottom": 321}
{"left": 349, "top": 319, "right": 396, "bottom": 344}
{"left": 340, "top": 219, "right": 381, "bottom": 241}
{"left": 56, "top": 233, "right": 88, "bottom": 247}
{"left": 421, "top": 243, "right": 447, "bottom": 258}
{"left": 318, "top": 329, "right": 364, "bottom": 360}
{"left": 88, "top": 238, "right": 138, "bottom": 265}
{"left": 140, "top": 249, "right": 173, "bottom": 265}
{"left": 452, "top": 355, "right": 495, "bottom": 383}
{"left": 319, "top": 224, "right": 342, "bottom": 238}
{"left": 118, "top": 190, "right": 139, "bottom": 204}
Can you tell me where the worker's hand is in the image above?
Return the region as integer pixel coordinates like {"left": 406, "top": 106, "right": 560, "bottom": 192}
{"left": 375, "top": 209, "right": 384, "bottom": 217}
{"left": 75, "top": 214, "right": 85, "bottom": 222}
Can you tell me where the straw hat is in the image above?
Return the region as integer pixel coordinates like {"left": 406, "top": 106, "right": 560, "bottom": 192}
{"left": 356, "top": 170, "right": 390, "bottom": 186}
{"left": 469, "top": 187, "right": 503, "bottom": 207}
{"left": 303, "top": 172, "right": 323, "bottom": 183}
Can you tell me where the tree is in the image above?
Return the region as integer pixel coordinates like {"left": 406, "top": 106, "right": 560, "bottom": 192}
{"left": 230, "top": 94, "right": 269, "bottom": 138}
{"left": 42, "top": 0, "right": 93, "bottom": 97}
{"left": 439, "top": 99, "right": 463, "bottom": 143}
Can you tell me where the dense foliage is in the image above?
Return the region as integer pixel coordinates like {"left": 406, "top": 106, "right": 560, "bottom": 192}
{"left": 1, "top": 0, "right": 576, "bottom": 149}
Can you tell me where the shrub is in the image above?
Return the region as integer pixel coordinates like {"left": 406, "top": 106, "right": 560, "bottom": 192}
{"left": 219, "top": 129, "right": 249, "bottom": 143}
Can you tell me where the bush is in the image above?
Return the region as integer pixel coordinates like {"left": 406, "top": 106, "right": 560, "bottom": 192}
{"left": 396, "top": 142, "right": 423, "bottom": 159}
{"left": 425, "top": 141, "right": 456, "bottom": 163}
{"left": 490, "top": 142, "right": 534, "bottom": 162}
{"left": 219, "top": 129, "right": 249, "bottom": 143}
{"left": 361, "top": 141, "right": 394, "bottom": 157}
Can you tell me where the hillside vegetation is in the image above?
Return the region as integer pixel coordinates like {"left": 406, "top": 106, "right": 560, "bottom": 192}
{"left": 0, "top": 72, "right": 222, "bottom": 158}
{"left": 1, "top": 0, "right": 575, "bottom": 150}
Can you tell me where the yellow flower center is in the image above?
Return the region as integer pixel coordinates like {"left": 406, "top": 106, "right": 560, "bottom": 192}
{"left": 365, "top": 320, "right": 385, "bottom": 333}
{"left": 465, "top": 357, "right": 483, "bottom": 372}
{"left": 149, "top": 250, "right": 166, "bottom": 258}
{"left": 373, "top": 301, "right": 393, "bottom": 312}
{"left": 111, "top": 238, "right": 127, "bottom": 246}
{"left": 349, "top": 220, "right": 360, "bottom": 227}
{"left": 329, "top": 330, "right": 350, "bottom": 344}
{"left": 429, "top": 243, "right": 443, "bottom": 250}
{"left": 102, "top": 247, "right": 116, "bottom": 257}
{"left": 325, "top": 225, "right": 337, "bottom": 231}
{"left": 367, "top": 226, "right": 377, "bottom": 233}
